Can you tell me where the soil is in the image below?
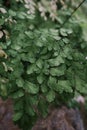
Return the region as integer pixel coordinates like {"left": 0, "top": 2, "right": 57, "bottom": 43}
{"left": 0, "top": 98, "right": 86, "bottom": 130}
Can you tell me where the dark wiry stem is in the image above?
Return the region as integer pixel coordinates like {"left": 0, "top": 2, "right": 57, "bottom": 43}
{"left": 60, "top": 0, "right": 86, "bottom": 28}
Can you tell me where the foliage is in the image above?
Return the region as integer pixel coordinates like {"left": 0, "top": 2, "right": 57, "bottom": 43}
{"left": 0, "top": 0, "right": 87, "bottom": 130}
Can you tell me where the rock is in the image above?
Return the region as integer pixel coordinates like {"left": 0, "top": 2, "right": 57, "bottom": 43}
{"left": 32, "top": 106, "right": 84, "bottom": 130}
{"left": 0, "top": 98, "right": 20, "bottom": 130}
{"left": 0, "top": 97, "right": 85, "bottom": 130}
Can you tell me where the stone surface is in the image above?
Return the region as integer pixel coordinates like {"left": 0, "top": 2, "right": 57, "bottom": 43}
{"left": 0, "top": 98, "right": 20, "bottom": 130}
{"left": 32, "top": 107, "right": 84, "bottom": 130}
{"left": 0, "top": 98, "right": 85, "bottom": 130}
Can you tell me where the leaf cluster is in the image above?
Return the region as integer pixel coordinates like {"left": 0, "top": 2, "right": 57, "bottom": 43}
{"left": 0, "top": 0, "right": 87, "bottom": 130}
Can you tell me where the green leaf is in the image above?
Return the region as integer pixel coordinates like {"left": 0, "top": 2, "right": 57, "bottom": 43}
{"left": 63, "top": 38, "right": 69, "bottom": 44}
{"left": 25, "top": 81, "right": 39, "bottom": 94}
{"left": 50, "top": 66, "right": 65, "bottom": 76}
{"left": 60, "top": 28, "right": 68, "bottom": 36}
{"left": 27, "top": 65, "right": 35, "bottom": 74}
{"left": 16, "top": 78, "right": 24, "bottom": 88}
{"left": 14, "top": 100, "right": 23, "bottom": 111}
{"left": 25, "top": 105, "right": 35, "bottom": 116}
{"left": 0, "top": 84, "right": 7, "bottom": 96}
{"left": 36, "top": 41, "right": 43, "bottom": 47}
{"left": 17, "top": 12, "right": 26, "bottom": 19}
{"left": 41, "top": 84, "right": 48, "bottom": 93}
{"left": 40, "top": 48, "right": 47, "bottom": 55}
{"left": 9, "top": 10, "right": 16, "bottom": 16}
{"left": 11, "top": 44, "right": 21, "bottom": 51}
{"left": 49, "top": 29, "right": 58, "bottom": 34}
{"left": 63, "top": 45, "right": 72, "bottom": 59}
{"left": 28, "top": 95, "right": 38, "bottom": 105}
{"left": 37, "top": 74, "right": 44, "bottom": 84}
{"left": 13, "top": 112, "right": 23, "bottom": 121}
{"left": 46, "top": 90, "right": 55, "bottom": 102}
{"left": 8, "top": 50, "right": 17, "bottom": 57}
{"left": 36, "top": 59, "right": 43, "bottom": 69}
{"left": 66, "top": 29, "right": 73, "bottom": 34}
{"left": 47, "top": 76, "right": 57, "bottom": 89}
{"left": 25, "top": 31, "right": 34, "bottom": 39}
{"left": 76, "top": 77, "right": 87, "bottom": 94}
{"left": 11, "top": 90, "right": 24, "bottom": 99}
{"left": 48, "top": 56, "right": 64, "bottom": 67}
{"left": 0, "top": 19, "right": 4, "bottom": 25}
{"left": 21, "top": 53, "right": 36, "bottom": 63}
{"left": 53, "top": 36, "right": 61, "bottom": 40}
{"left": 38, "top": 98, "right": 48, "bottom": 117}
{"left": 58, "top": 80, "right": 72, "bottom": 93}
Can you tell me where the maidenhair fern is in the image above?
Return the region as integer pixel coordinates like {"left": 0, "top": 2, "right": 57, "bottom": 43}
{"left": 0, "top": 0, "right": 87, "bottom": 130}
